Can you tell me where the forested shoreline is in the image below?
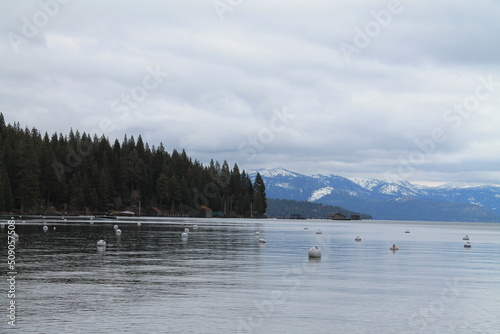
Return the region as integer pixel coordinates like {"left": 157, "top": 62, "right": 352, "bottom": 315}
{"left": 0, "top": 113, "right": 267, "bottom": 217}
{"left": 266, "top": 198, "right": 372, "bottom": 220}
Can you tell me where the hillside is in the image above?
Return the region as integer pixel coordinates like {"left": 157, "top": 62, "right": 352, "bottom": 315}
{"left": 266, "top": 198, "right": 372, "bottom": 219}
{"left": 250, "top": 168, "right": 500, "bottom": 222}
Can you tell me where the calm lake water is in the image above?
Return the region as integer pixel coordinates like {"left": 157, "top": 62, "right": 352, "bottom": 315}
{"left": 1, "top": 217, "right": 499, "bottom": 333}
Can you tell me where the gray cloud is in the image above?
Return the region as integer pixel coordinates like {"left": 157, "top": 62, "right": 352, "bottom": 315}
{"left": 1, "top": 0, "right": 499, "bottom": 185}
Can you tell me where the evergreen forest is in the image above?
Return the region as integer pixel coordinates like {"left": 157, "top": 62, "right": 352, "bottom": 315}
{"left": 0, "top": 113, "right": 267, "bottom": 217}
{"left": 266, "top": 198, "right": 372, "bottom": 219}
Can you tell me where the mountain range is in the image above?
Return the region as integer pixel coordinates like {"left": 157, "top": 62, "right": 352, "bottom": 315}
{"left": 249, "top": 168, "right": 500, "bottom": 222}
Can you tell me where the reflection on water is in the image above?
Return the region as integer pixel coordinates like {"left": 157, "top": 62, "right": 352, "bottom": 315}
{"left": 1, "top": 217, "right": 499, "bottom": 333}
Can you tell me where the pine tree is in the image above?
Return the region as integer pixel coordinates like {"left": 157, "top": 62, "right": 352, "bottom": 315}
{"left": 39, "top": 138, "right": 63, "bottom": 205}
{"left": 0, "top": 112, "right": 5, "bottom": 137}
{"left": 156, "top": 173, "right": 169, "bottom": 208}
{"left": 68, "top": 174, "right": 84, "bottom": 211}
{"left": 168, "top": 175, "right": 181, "bottom": 207}
{"left": 0, "top": 169, "right": 13, "bottom": 211}
{"left": 16, "top": 136, "right": 41, "bottom": 212}
{"left": 98, "top": 168, "right": 112, "bottom": 211}
{"left": 253, "top": 172, "right": 267, "bottom": 215}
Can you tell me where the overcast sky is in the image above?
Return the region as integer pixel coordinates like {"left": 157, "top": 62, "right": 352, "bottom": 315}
{"left": 1, "top": 0, "right": 499, "bottom": 186}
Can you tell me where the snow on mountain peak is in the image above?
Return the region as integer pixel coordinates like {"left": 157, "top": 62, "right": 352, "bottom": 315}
{"left": 308, "top": 187, "right": 334, "bottom": 202}
{"left": 349, "top": 177, "right": 384, "bottom": 191}
{"left": 437, "top": 182, "right": 484, "bottom": 189}
{"left": 255, "top": 167, "right": 300, "bottom": 178}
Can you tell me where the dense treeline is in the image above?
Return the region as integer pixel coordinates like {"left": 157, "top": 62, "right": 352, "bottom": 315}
{"left": 266, "top": 198, "right": 372, "bottom": 219}
{"left": 0, "top": 113, "right": 267, "bottom": 217}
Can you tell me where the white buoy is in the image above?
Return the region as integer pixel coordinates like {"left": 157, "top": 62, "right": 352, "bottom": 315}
{"left": 193, "top": 224, "right": 198, "bottom": 229}
{"left": 53, "top": 227, "right": 56, "bottom": 230}
{"left": 255, "top": 230, "right": 260, "bottom": 235}
{"left": 114, "top": 225, "right": 119, "bottom": 230}
{"left": 308, "top": 246, "right": 321, "bottom": 258}
{"left": 137, "top": 222, "right": 141, "bottom": 227}
{"left": 184, "top": 228, "right": 190, "bottom": 233}
{"left": 355, "top": 236, "right": 361, "bottom": 241}
{"left": 390, "top": 244, "right": 399, "bottom": 250}
{"left": 258, "top": 237, "right": 266, "bottom": 243}
{"left": 96, "top": 240, "right": 106, "bottom": 250}
{"left": 115, "top": 229, "right": 122, "bottom": 235}
{"left": 181, "top": 232, "right": 188, "bottom": 238}
{"left": 463, "top": 235, "right": 469, "bottom": 240}
{"left": 13, "top": 233, "right": 19, "bottom": 240}
{"left": 464, "top": 242, "right": 471, "bottom": 248}
{"left": 43, "top": 225, "right": 48, "bottom": 231}
{"left": 316, "top": 229, "right": 322, "bottom": 234}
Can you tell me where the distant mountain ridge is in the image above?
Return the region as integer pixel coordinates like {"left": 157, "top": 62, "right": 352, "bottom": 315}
{"left": 249, "top": 168, "right": 500, "bottom": 222}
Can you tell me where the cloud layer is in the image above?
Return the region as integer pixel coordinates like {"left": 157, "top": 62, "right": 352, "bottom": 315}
{"left": 1, "top": 0, "right": 499, "bottom": 185}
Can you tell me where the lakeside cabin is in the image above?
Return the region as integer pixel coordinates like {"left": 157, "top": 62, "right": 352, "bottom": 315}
{"left": 200, "top": 206, "right": 213, "bottom": 218}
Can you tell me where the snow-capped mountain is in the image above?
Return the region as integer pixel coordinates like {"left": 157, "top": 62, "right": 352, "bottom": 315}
{"left": 249, "top": 167, "right": 500, "bottom": 222}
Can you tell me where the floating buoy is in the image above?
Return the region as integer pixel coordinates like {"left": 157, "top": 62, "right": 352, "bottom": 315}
{"left": 405, "top": 230, "right": 410, "bottom": 233}
{"left": 96, "top": 240, "right": 106, "bottom": 250}
{"left": 308, "top": 246, "right": 321, "bottom": 258}
{"left": 181, "top": 232, "right": 188, "bottom": 238}
{"left": 115, "top": 229, "right": 122, "bottom": 235}
{"left": 316, "top": 229, "right": 322, "bottom": 234}
{"left": 184, "top": 228, "right": 190, "bottom": 233}
{"left": 255, "top": 230, "right": 260, "bottom": 235}
{"left": 464, "top": 242, "right": 471, "bottom": 248}
{"left": 304, "top": 227, "right": 308, "bottom": 230}
{"left": 53, "top": 227, "right": 56, "bottom": 230}
{"left": 193, "top": 224, "right": 198, "bottom": 229}
{"left": 137, "top": 222, "right": 141, "bottom": 227}
{"left": 43, "top": 225, "right": 48, "bottom": 231}
{"left": 355, "top": 236, "right": 361, "bottom": 241}
{"left": 13, "top": 233, "right": 19, "bottom": 240}
{"left": 258, "top": 237, "right": 266, "bottom": 243}
{"left": 390, "top": 244, "right": 399, "bottom": 251}
{"left": 113, "top": 225, "right": 119, "bottom": 230}
{"left": 463, "top": 235, "right": 469, "bottom": 240}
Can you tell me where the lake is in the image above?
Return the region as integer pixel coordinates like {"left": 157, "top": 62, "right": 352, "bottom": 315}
{"left": 1, "top": 217, "right": 499, "bottom": 333}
